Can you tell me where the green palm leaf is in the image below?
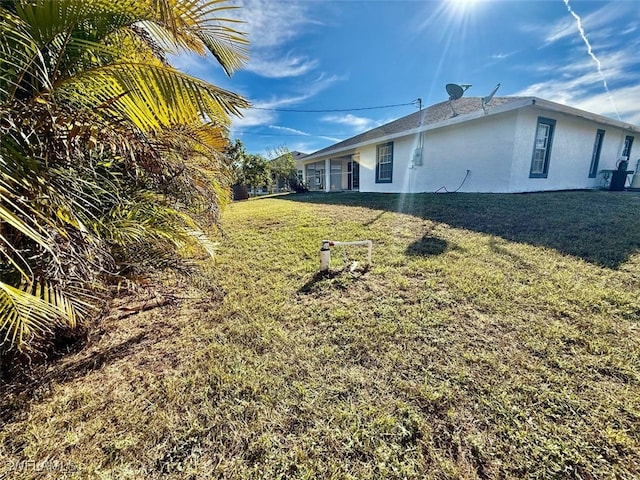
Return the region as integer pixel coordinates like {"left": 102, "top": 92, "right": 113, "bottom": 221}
{"left": 0, "top": 0, "right": 248, "bottom": 352}
{"left": 0, "top": 281, "right": 54, "bottom": 349}
{"left": 0, "top": 8, "right": 49, "bottom": 100}
{"left": 144, "top": 0, "right": 248, "bottom": 75}
{"left": 55, "top": 62, "right": 248, "bottom": 130}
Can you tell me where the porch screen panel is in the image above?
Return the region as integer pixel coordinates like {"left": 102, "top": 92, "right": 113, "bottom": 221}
{"left": 330, "top": 160, "right": 343, "bottom": 190}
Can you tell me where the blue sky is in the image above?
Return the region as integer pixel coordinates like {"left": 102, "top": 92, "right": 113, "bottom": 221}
{"left": 173, "top": 0, "right": 640, "bottom": 156}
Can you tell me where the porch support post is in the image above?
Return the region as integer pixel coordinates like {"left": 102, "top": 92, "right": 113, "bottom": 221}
{"left": 324, "top": 158, "right": 331, "bottom": 192}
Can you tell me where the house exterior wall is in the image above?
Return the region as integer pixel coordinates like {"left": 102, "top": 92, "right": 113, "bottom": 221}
{"left": 300, "top": 102, "right": 638, "bottom": 194}
{"left": 413, "top": 112, "right": 517, "bottom": 193}
{"left": 356, "top": 142, "right": 406, "bottom": 193}
{"left": 354, "top": 111, "right": 518, "bottom": 193}
{"left": 509, "top": 106, "right": 637, "bottom": 192}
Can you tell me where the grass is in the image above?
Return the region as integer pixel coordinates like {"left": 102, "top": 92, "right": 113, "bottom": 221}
{"left": 1, "top": 190, "right": 639, "bottom": 479}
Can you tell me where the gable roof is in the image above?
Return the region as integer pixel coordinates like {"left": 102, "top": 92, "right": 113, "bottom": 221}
{"left": 302, "top": 96, "right": 640, "bottom": 162}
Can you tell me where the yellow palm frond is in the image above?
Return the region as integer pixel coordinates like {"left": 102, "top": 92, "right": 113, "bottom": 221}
{"left": 142, "top": 0, "right": 248, "bottom": 75}
{"left": 0, "top": 280, "right": 95, "bottom": 351}
{"left": 0, "top": 0, "right": 248, "bottom": 353}
{"left": 55, "top": 62, "right": 248, "bottom": 130}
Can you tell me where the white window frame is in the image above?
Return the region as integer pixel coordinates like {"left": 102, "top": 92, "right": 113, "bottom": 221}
{"left": 589, "top": 129, "right": 605, "bottom": 178}
{"left": 376, "top": 142, "right": 393, "bottom": 183}
{"left": 530, "top": 117, "right": 556, "bottom": 178}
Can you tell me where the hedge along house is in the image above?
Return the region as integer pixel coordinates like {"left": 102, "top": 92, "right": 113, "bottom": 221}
{"left": 299, "top": 96, "right": 640, "bottom": 193}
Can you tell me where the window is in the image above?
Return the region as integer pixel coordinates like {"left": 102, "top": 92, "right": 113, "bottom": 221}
{"left": 589, "top": 129, "right": 605, "bottom": 178}
{"left": 376, "top": 142, "right": 393, "bottom": 183}
{"left": 622, "top": 135, "right": 634, "bottom": 159}
{"left": 530, "top": 117, "right": 556, "bottom": 178}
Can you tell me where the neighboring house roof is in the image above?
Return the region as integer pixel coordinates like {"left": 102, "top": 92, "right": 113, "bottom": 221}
{"left": 302, "top": 96, "right": 640, "bottom": 162}
{"left": 271, "top": 150, "right": 308, "bottom": 162}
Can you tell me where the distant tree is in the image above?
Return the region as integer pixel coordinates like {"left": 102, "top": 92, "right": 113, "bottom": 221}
{"left": 268, "top": 146, "right": 300, "bottom": 191}
{"left": 225, "top": 139, "right": 249, "bottom": 186}
{"left": 225, "top": 140, "right": 271, "bottom": 195}
{"left": 243, "top": 155, "right": 271, "bottom": 193}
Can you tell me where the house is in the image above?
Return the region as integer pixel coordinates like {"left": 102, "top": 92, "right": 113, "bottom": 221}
{"left": 299, "top": 96, "right": 640, "bottom": 193}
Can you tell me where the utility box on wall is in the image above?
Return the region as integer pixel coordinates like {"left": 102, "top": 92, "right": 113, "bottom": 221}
{"left": 413, "top": 147, "right": 423, "bottom": 166}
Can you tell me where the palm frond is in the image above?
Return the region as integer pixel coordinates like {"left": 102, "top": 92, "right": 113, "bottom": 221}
{"left": 0, "top": 276, "right": 100, "bottom": 351}
{"left": 0, "top": 7, "right": 50, "bottom": 101}
{"left": 97, "top": 191, "right": 194, "bottom": 246}
{"left": 0, "top": 281, "right": 54, "bottom": 350}
{"left": 55, "top": 62, "right": 248, "bottom": 130}
{"left": 0, "top": 0, "right": 248, "bottom": 354}
{"left": 142, "top": 0, "right": 248, "bottom": 75}
{"left": 0, "top": 193, "right": 52, "bottom": 253}
{"left": 187, "top": 229, "right": 218, "bottom": 258}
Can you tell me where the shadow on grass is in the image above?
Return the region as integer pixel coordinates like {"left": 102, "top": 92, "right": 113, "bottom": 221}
{"left": 406, "top": 236, "right": 449, "bottom": 256}
{"left": 299, "top": 266, "right": 371, "bottom": 294}
{"left": 0, "top": 319, "right": 179, "bottom": 424}
{"left": 282, "top": 191, "right": 640, "bottom": 269}
{"left": 0, "top": 333, "right": 139, "bottom": 424}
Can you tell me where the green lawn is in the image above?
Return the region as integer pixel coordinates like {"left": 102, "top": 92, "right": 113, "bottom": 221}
{"left": 1, "top": 191, "right": 639, "bottom": 479}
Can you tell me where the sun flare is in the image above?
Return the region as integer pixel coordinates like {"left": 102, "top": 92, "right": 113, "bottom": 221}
{"left": 446, "top": 0, "right": 481, "bottom": 15}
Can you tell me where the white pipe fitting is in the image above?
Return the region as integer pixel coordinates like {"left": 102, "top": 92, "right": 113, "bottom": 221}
{"left": 319, "top": 240, "right": 331, "bottom": 271}
{"left": 319, "top": 239, "right": 372, "bottom": 272}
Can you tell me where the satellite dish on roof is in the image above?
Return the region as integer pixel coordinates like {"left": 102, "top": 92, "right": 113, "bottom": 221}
{"left": 482, "top": 83, "right": 501, "bottom": 114}
{"left": 446, "top": 83, "right": 472, "bottom": 100}
{"left": 446, "top": 83, "right": 464, "bottom": 100}
{"left": 446, "top": 83, "right": 471, "bottom": 117}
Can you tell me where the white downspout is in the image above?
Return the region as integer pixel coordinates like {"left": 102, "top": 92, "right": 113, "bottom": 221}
{"left": 324, "top": 158, "right": 331, "bottom": 192}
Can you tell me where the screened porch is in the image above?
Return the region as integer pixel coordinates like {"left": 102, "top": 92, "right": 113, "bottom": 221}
{"left": 304, "top": 154, "right": 360, "bottom": 192}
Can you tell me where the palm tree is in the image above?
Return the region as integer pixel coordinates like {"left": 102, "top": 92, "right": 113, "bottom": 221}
{"left": 0, "top": 0, "right": 248, "bottom": 352}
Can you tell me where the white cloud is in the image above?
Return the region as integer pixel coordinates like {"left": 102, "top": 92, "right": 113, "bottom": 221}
{"left": 620, "top": 23, "right": 639, "bottom": 35}
{"left": 518, "top": 38, "right": 639, "bottom": 86}
{"left": 491, "top": 52, "right": 514, "bottom": 61}
{"left": 231, "top": 74, "right": 345, "bottom": 130}
{"left": 269, "top": 125, "right": 310, "bottom": 136}
{"left": 168, "top": 2, "right": 320, "bottom": 79}
{"left": 512, "top": 22, "right": 640, "bottom": 126}
{"left": 285, "top": 141, "right": 318, "bottom": 154}
{"left": 268, "top": 126, "right": 340, "bottom": 143}
{"left": 322, "top": 113, "right": 379, "bottom": 132}
{"left": 520, "top": 2, "right": 636, "bottom": 48}
{"left": 567, "top": 84, "right": 640, "bottom": 126}
{"left": 226, "top": 0, "right": 322, "bottom": 79}
{"left": 231, "top": 108, "right": 276, "bottom": 129}
{"left": 515, "top": 52, "right": 640, "bottom": 126}
{"left": 244, "top": 54, "right": 318, "bottom": 78}
{"left": 541, "top": 18, "right": 577, "bottom": 46}
{"left": 228, "top": 0, "right": 318, "bottom": 49}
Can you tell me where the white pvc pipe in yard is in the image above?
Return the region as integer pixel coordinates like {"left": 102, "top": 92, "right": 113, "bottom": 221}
{"left": 319, "top": 239, "right": 373, "bottom": 271}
